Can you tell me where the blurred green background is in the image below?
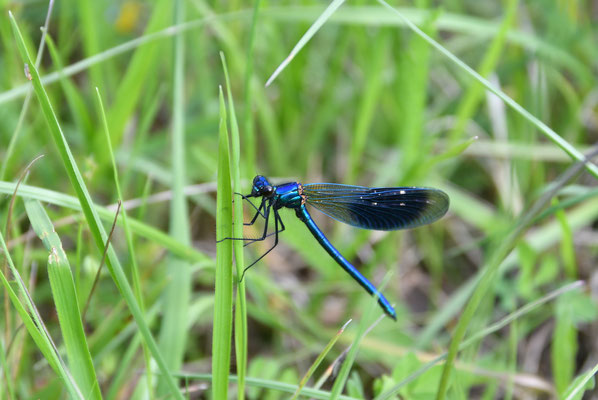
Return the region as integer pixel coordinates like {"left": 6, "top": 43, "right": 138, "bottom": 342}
{"left": 1, "top": 0, "right": 598, "bottom": 398}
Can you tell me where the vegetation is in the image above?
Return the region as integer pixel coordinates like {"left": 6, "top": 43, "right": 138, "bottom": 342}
{"left": 1, "top": 0, "right": 597, "bottom": 398}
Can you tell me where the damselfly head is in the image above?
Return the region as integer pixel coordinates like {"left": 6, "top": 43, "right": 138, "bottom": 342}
{"left": 251, "top": 175, "right": 275, "bottom": 198}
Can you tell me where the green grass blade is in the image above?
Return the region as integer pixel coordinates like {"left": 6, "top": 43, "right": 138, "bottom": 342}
{"left": 0, "top": 181, "right": 210, "bottom": 264}
{"left": 241, "top": 0, "right": 261, "bottom": 178}
{"left": 212, "top": 86, "right": 234, "bottom": 400}
{"left": 552, "top": 295, "right": 578, "bottom": 394}
{"left": 0, "top": 339, "right": 15, "bottom": 400}
{"left": 0, "top": 12, "right": 250, "bottom": 105}
{"left": 374, "top": 281, "right": 584, "bottom": 400}
{"left": 45, "top": 33, "right": 93, "bottom": 143}
{"left": 24, "top": 199, "right": 102, "bottom": 400}
{"left": 9, "top": 12, "right": 184, "bottom": 399}
{"left": 220, "top": 52, "right": 248, "bottom": 400}
{"left": 563, "top": 362, "right": 598, "bottom": 400}
{"left": 291, "top": 319, "right": 351, "bottom": 400}
{"left": 394, "top": 10, "right": 435, "bottom": 183}
{"left": 94, "top": 87, "right": 154, "bottom": 397}
{"left": 261, "top": 6, "right": 590, "bottom": 84}
{"left": 104, "top": 0, "right": 172, "bottom": 148}
{"left": 347, "top": 30, "right": 388, "bottom": 183}
{"left": 0, "top": 7, "right": 587, "bottom": 105}
{"left": 447, "top": 0, "right": 518, "bottom": 145}
{"left": 432, "top": 181, "right": 583, "bottom": 398}
{"left": 265, "top": 0, "right": 346, "bottom": 86}
{"left": 0, "top": 0, "right": 53, "bottom": 181}
{"left": 554, "top": 198, "right": 576, "bottom": 279}
{"left": 330, "top": 274, "right": 391, "bottom": 399}
{"left": 431, "top": 248, "right": 510, "bottom": 398}
{"left": 0, "top": 230, "right": 83, "bottom": 398}
{"left": 176, "top": 372, "right": 361, "bottom": 400}
{"left": 157, "top": 0, "right": 192, "bottom": 394}
{"left": 75, "top": 0, "right": 103, "bottom": 89}
{"left": 375, "top": 0, "right": 598, "bottom": 180}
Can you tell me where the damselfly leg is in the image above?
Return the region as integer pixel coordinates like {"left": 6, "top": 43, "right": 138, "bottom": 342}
{"left": 217, "top": 196, "right": 286, "bottom": 280}
{"left": 233, "top": 192, "right": 266, "bottom": 223}
{"left": 240, "top": 207, "right": 285, "bottom": 280}
{"left": 216, "top": 197, "right": 267, "bottom": 242}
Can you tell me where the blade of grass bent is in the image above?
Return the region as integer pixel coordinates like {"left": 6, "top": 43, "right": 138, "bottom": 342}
{"left": 375, "top": 0, "right": 598, "bottom": 181}
{"left": 24, "top": 199, "right": 102, "bottom": 400}
{"left": 212, "top": 87, "right": 234, "bottom": 400}
{"left": 157, "top": 0, "right": 192, "bottom": 393}
{"left": 9, "top": 12, "right": 184, "bottom": 399}
{"left": 265, "top": 0, "right": 346, "bottom": 87}
{"left": 221, "top": 52, "right": 248, "bottom": 400}
{"left": 95, "top": 87, "right": 154, "bottom": 398}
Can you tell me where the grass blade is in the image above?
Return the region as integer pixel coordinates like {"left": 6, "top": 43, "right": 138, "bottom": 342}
{"left": 0, "top": 181, "right": 209, "bottom": 264}
{"left": 347, "top": 30, "right": 389, "bottom": 183}
{"left": 447, "top": 0, "right": 519, "bottom": 145}
{"left": 220, "top": 52, "right": 248, "bottom": 400}
{"left": 95, "top": 87, "right": 154, "bottom": 397}
{"left": 176, "top": 372, "right": 361, "bottom": 400}
{"left": 291, "top": 319, "right": 351, "bottom": 400}
{"left": 104, "top": 0, "right": 172, "bottom": 148}
{"left": 8, "top": 12, "right": 184, "bottom": 399}
{"left": 24, "top": 199, "right": 102, "bottom": 400}
{"left": 329, "top": 274, "right": 391, "bottom": 399}
{"left": 0, "top": 230, "right": 83, "bottom": 398}
{"left": 0, "top": 0, "right": 54, "bottom": 181}
{"left": 241, "top": 0, "right": 261, "bottom": 178}
{"left": 374, "top": 281, "right": 584, "bottom": 400}
{"left": 0, "top": 12, "right": 250, "bottom": 105}
{"left": 212, "top": 86, "right": 234, "bottom": 399}
{"left": 375, "top": 0, "right": 598, "bottom": 180}
{"left": 265, "top": 0, "right": 346, "bottom": 87}
{"left": 157, "top": 0, "right": 192, "bottom": 393}
{"left": 563, "top": 362, "right": 598, "bottom": 400}
{"left": 0, "top": 339, "right": 15, "bottom": 400}
{"left": 431, "top": 169, "right": 588, "bottom": 398}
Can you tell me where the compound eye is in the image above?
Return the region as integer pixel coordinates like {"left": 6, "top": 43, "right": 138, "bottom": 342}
{"left": 262, "top": 185, "right": 274, "bottom": 196}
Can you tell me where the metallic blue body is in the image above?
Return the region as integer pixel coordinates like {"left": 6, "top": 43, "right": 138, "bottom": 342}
{"left": 273, "top": 182, "right": 303, "bottom": 209}
{"left": 239, "top": 175, "right": 450, "bottom": 321}
{"left": 295, "top": 204, "right": 396, "bottom": 319}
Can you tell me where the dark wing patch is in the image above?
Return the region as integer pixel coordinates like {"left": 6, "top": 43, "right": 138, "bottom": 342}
{"left": 303, "top": 183, "right": 449, "bottom": 231}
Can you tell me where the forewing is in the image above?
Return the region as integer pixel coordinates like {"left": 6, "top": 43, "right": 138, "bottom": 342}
{"left": 303, "top": 183, "right": 449, "bottom": 231}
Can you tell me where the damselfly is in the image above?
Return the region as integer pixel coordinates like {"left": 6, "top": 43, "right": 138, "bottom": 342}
{"left": 222, "top": 175, "right": 449, "bottom": 320}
